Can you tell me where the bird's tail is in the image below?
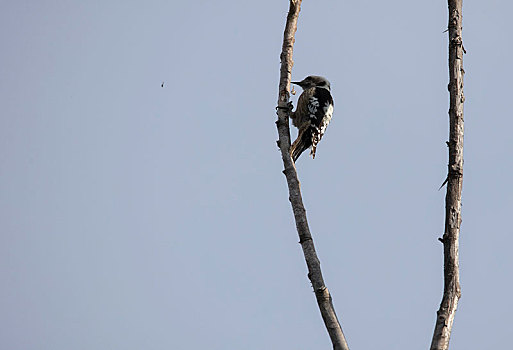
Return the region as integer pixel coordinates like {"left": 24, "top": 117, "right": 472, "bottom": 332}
{"left": 290, "top": 126, "right": 313, "bottom": 162}
{"left": 310, "top": 129, "right": 321, "bottom": 159}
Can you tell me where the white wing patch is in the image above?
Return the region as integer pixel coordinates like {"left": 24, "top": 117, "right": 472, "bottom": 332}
{"left": 308, "top": 96, "right": 319, "bottom": 116}
{"left": 320, "top": 102, "right": 334, "bottom": 135}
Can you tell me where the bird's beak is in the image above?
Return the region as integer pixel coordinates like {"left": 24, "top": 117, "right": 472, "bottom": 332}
{"left": 291, "top": 81, "right": 301, "bottom": 85}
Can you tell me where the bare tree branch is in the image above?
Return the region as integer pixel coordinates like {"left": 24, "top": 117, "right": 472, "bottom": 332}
{"left": 275, "top": 1, "right": 349, "bottom": 349}
{"left": 430, "top": 1, "right": 464, "bottom": 349}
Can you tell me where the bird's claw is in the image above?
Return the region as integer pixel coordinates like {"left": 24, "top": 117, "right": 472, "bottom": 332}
{"left": 276, "top": 101, "right": 294, "bottom": 112}
{"left": 276, "top": 101, "right": 294, "bottom": 113}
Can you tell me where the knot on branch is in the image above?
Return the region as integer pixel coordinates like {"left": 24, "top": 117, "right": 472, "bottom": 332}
{"left": 315, "top": 286, "right": 329, "bottom": 299}
{"left": 299, "top": 236, "right": 312, "bottom": 244}
{"left": 449, "top": 9, "right": 460, "bottom": 24}
{"left": 448, "top": 208, "right": 461, "bottom": 229}
{"left": 278, "top": 90, "right": 291, "bottom": 104}
{"left": 448, "top": 164, "right": 463, "bottom": 178}
{"left": 450, "top": 36, "right": 463, "bottom": 47}
{"left": 448, "top": 108, "right": 464, "bottom": 119}
{"left": 276, "top": 118, "right": 287, "bottom": 127}
{"left": 437, "top": 314, "right": 448, "bottom": 327}
{"left": 283, "top": 168, "right": 294, "bottom": 177}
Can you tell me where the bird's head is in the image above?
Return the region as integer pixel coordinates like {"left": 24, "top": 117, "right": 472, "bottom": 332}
{"left": 291, "top": 75, "right": 331, "bottom": 91}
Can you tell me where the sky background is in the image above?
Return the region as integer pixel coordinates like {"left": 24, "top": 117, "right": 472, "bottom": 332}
{"left": 1, "top": 1, "right": 512, "bottom": 349}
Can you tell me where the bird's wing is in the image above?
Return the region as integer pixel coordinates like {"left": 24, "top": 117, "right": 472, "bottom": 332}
{"left": 308, "top": 87, "right": 334, "bottom": 135}
{"left": 308, "top": 88, "right": 333, "bottom": 159}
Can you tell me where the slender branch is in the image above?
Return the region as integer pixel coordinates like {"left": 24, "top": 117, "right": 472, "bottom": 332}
{"left": 276, "top": 2, "right": 349, "bottom": 349}
{"left": 430, "top": 1, "right": 464, "bottom": 349}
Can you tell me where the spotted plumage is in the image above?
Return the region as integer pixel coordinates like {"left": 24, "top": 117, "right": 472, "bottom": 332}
{"left": 290, "top": 75, "right": 334, "bottom": 162}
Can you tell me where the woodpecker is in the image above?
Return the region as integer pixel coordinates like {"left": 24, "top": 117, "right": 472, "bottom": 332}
{"left": 289, "top": 75, "right": 334, "bottom": 162}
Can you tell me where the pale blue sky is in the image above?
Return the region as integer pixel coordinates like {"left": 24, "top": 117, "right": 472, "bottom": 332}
{"left": 1, "top": 1, "right": 512, "bottom": 349}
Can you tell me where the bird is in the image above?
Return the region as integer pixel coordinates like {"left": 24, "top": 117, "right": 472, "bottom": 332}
{"left": 289, "top": 75, "right": 334, "bottom": 162}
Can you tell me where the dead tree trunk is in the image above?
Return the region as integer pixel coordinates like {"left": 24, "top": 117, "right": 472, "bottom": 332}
{"left": 430, "top": 1, "right": 465, "bottom": 349}
{"left": 275, "top": 1, "right": 349, "bottom": 350}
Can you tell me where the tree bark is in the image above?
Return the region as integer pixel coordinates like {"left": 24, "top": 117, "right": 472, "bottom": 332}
{"left": 276, "top": 2, "right": 349, "bottom": 350}
{"left": 430, "top": 1, "right": 464, "bottom": 349}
